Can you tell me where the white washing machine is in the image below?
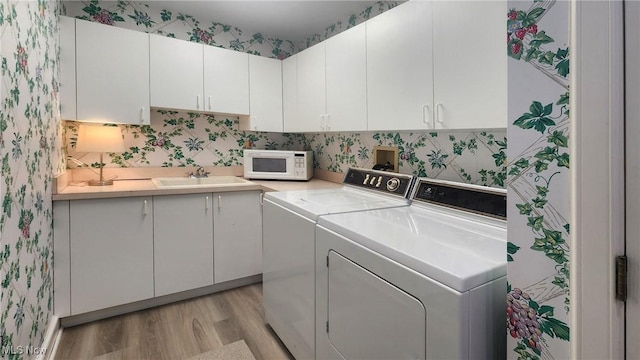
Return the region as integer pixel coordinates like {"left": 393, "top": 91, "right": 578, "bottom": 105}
{"left": 263, "top": 168, "right": 415, "bottom": 360}
{"left": 315, "top": 178, "right": 507, "bottom": 360}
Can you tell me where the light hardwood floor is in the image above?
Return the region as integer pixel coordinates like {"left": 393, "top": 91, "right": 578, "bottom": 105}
{"left": 54, "top": 283, "right": 293, "bottom": 360}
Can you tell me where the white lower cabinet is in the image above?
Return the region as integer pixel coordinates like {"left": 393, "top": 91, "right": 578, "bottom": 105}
{"left": 54, "top": 189, "right": 263, "bottom": 318}
{"left": 153, "top": 194, "right": 214, "bottom": 296}
{"left": 213, "top": 191, "right": 263, "bottom": 283}
{"left": 69, "top": 197, "right": 154, "bottom": 315}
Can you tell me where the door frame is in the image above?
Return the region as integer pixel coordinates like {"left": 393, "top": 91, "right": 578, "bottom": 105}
{"left": 570, "top": 1, "right": 625, "bottom": 359}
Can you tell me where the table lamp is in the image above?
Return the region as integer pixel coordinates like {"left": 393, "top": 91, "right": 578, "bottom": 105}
{"left": 75, "top": 124, "right": 126, "bottom": 186}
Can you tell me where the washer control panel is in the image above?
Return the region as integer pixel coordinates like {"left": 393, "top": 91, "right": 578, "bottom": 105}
{"left": 342, "top": 168, "right": 414, "bottom": 198}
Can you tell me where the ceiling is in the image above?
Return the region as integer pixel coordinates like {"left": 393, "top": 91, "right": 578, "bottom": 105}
{"left": 139, "top": 1, "right": 396, "bottom": 43}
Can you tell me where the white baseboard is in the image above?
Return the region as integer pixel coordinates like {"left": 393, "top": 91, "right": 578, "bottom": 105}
{"left": 37, "top": 315, "right": 61, "bottom": 360}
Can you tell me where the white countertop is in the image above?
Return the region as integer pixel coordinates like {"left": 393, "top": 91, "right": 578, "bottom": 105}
{"left": 53, "top": 177, "right": 342, "bottom": 201}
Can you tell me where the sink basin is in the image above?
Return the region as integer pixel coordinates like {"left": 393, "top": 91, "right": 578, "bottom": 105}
{"left": 151, "top": 176, "right": 253, "bottom": 189}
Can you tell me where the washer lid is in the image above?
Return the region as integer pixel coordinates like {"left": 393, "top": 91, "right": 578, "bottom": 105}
{"left": 265, "top": 187, "right": 410, "bottom": 221}
{"left": 317, "top": 206, "right": 507, "bottom": 292}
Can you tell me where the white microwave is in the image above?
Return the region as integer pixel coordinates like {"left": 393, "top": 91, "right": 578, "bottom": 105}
{"left": 243, "top": 150, "right": 313, "bottom": 180}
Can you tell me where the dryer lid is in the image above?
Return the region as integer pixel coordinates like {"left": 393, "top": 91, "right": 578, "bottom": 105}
{"left": 318, "top": 206, "right": 507, "bottom": 292}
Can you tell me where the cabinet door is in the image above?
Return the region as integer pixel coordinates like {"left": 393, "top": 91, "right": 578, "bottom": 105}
{"left": 153, "top": 194, "right": 214, "bottom": 297}
{"left": 296, "top": 42, "right": 326, "bottom": 132}
{"left": 282, "top": 55, "right": 299, "bottom": 132}
{"left": 75, "top": 19, "right": 150, "bottom": 125}
{"left": 242, "top": 55, "right": 283, "bottom": 132}
{"left": 326, "top": 22, "right": 367, "bottom": 131}
{"left": 70, "top": 197, "right": 153, "bottom": 314}
{"left": 150, "top": 35, "right": 204, "bottom": 111}
{"left": 367, "top": 1, "right": 434, "bottom": 131}
{"left": 203, "top": 46, "right": 250, "bottom": 114}
{"left": 213, "top": 191, "right": 262, "bottom": 283}
{"left": 432, "top": 1, "right": 506, "bottom": 129}
{"left": 59, "top": 16, "right": 76, "bottom": 121}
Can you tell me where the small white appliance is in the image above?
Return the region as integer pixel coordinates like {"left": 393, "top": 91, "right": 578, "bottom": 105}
{"left": 243, "top": 149, "right": 313, "bottom": 180}
{"left": 262, "top": 168, "right": 415, "bottom": 360}
{"left": 315, "top": 178, "right": 507, "bottom": 360}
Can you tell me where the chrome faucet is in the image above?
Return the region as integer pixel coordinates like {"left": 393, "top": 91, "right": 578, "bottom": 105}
{"left": 188, "top": 166, "right": 210, "bottom": 178}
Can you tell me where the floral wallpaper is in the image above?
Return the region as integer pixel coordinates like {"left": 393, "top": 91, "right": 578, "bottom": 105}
{"left": 62, "top": 0, "right": 507, "bottom": 188}
{"left": 0, "top": 0, "right": 62, "bottom": 358}
{"left": 63, "top": 0, "right": 401, "bottom": 58}
{"left": 306, "top": 130, "right": 507, "bottom": 187}
{"left": 62, "top": 0, "right": 298, "bottom": 59}
{"left": 506, "top": 1, "right": 571, "bottom": 359}
{"left": 65, "top": 114, "right": 507, "bottom": 188}
{"left": 64, "top": 111, "right": 304, "bottom": 168}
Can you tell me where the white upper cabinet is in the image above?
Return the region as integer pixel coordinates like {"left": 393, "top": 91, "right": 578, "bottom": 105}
{"left": 241, "top": 55, "right": 283, "bottom": 132}
{"left": 285, "top": 32, "right": 369, "bottom": 133}
{"left": 150, "top": 35, "right": 251, "bottom": 115}
{"left": 366, "top": 1, "right": 434, "bottom": 131}
{"left": 59, "top": 16, "right": 77, "bottom": 121}
{"left": 432, "top": 1, "right": 506, "bottom": 129}
{"left": 282, "top": 55, "right": 298, "bottom": 132}
{"left": 203, "top": 46, "right": 250, "bottom": 115}
{"left": 61, "top": 17, "right": 150, "bottom": 125}
{"left": 295, "top": 42, "right": 327, "bottom": 132}
{"left": 150, "top": 35, "right": 204, "bottom": 112}
{"left": 325, "top": 22, "right": 367, "bottom": 131}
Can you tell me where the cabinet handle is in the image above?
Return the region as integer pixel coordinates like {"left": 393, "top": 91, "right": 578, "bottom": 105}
{"left": 422, "top": 105, "right": 431, "bottom": 128}
{"left": 326, "top": 114, "right": 331, "bottom": 131}
{"left": 218, "top": 195, "right": 222, "bottom": 210}
{"left": 143, "top": 199, "right": 148, "bottom": 215}
{"left": 320, "top": 115, "right": 325, "bottom": 130}
{"left": 205, "top": 195, "right": 209, "bottom": 212}
{"left": 197, "top": 95, "right": 200, "bottom": 110}
{"left": 208, "top": 96, "right": 212, "bottom": 110}
{"left": 435, "top": 103, "right": 444, "bottom": 125}
{"left": 140, "top": 106, "right": 145, "bottom": 123}
{"left": 260, "top": 192, "right": 264, "bottom": 205}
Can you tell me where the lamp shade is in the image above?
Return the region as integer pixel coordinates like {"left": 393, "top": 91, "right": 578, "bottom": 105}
{"left": 75, "top": 124, "right": 126, "bottom": 153}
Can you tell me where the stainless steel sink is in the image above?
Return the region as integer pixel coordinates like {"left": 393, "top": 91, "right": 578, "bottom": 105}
{"left": 151, "top": 176, "right": 253, "bottom": 189}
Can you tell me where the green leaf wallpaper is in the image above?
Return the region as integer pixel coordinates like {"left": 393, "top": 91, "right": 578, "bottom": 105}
{"left": 506, "top": 1, "right": 571, "bottom": 359}
{"left": 64, "top": 113, "right": 507, "bottom": 188}
{"left": 0, "top": 0, "right": 63, "bottom": 358}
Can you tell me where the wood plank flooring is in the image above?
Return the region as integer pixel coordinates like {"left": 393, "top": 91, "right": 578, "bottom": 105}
{"left": 54, "top": 283, "right": 293, "bottom": 360}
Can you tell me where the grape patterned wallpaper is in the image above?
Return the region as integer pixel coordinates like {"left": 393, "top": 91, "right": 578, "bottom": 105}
{"left": 0, "top": 0, "right": 63, "bottom": 358}
{"left": 64, "top": 0, "right": 507, "bottom": 188}
{"left": 506, "top": 1, "right": 571, "bottom": 359}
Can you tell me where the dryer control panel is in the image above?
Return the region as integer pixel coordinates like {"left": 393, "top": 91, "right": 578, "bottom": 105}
{"left": 412, "top": 179, "right": 507, "bottom": 219}
{"left": 342, "top": 168, "right": 415, "bottom": 198}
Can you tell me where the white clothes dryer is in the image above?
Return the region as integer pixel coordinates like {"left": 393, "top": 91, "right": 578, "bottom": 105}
{"left": 263, "top": 168, "right": 415, "bottom": 359}
{"left": 315, "top": 178, "right": 507, "bottom": 360}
